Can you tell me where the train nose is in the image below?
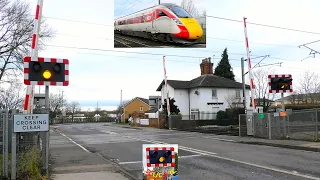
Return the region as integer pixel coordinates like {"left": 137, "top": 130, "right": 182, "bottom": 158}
{"left": 179, "top": 18, "right": 203, "bottom": 40}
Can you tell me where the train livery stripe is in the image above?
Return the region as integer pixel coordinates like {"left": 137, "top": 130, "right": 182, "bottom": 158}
{"left": 173, "top": 25, "right": 190, "bottom": 39}
{"left": 116, "top": 8, "right": 177, "bottom": 25}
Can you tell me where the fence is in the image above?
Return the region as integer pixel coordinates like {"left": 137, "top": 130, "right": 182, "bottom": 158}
{"left": 239, "top": 109, "right": 319, "bottom": 141}
{"left": 51, "top": 115, "right": 116, "bottom": 124}
{"left": 1, "top": 109, "right": 49, "bottom": 179}
{"left": 169, "top": 113, "right": 238, "bottom": 131}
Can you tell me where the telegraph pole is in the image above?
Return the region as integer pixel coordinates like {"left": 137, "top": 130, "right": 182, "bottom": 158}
{"left": 120, "top": 90, "right": 122, "bottom": 123}
{"left": 241, "top": 57, "right": 247, "bottom": 112}
{"left": 158, "top": 0, "right": 160, "bottom": 4}
{"left": 61, "top": 90, "right": 64, "bottom": 123}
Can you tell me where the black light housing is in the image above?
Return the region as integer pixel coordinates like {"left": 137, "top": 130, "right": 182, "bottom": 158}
{"left": 53, "top": 63, "right": 61, "bottom": 73}
{"left": 33, "top": 62, "right": 41, "bottom": 72}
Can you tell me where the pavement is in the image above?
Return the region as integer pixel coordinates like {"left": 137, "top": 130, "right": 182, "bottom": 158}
{"left": 49, "top": 128, "right": 132, "bottom": 180}
{"left": 50, "top": 123, "right": 320, "bottom": 180}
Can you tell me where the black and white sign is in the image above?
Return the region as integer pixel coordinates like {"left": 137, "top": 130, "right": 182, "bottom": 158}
{"left": 13, "top": 114, "right": 49, "bottom": 132}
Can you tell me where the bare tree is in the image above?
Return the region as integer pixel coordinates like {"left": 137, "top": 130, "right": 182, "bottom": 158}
{"left": 0, "top": 79, "right": 24, "bottom": 109}
{"left": 0, "top": 0, "right": 54, "bottom": 81}
{"left": 224, "top": 92, "right": 241, "bottom": 108}
{"left": 67, "top": 101, "right": 81, "bottom": 121}
{"left": 49, "top": 93, "right": 67, "bottom": 117}
{"left": 180, "top": 0, "right": 199, "bottom": 17}
{"left": 298, "top": 71, "right": 320, "bottom": 104}
{"left": 202, "top": 10, "right": 206, "bottom": 17}
{"left": 253, "top": 68, "right": 275, "bottom": 112}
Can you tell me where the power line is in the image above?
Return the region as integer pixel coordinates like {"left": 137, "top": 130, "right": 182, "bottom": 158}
{"left": 45, "top": 44, "right": 300, "bottom": 63}
{"left": 46, "top": 44, "right": 209, "bottom": 59}
{"left": 116, "top": 0, "right": 149, "bottom": 18}
{"left": 29, "top": 14, "right": 320, "bottom": 36}
{"left": 29, "top": 15, "right": 113, "bottom": 27}
{"left": 206, "top": 15, "right": 320, "bottom": 35}
{"left": 60, "top": 50, "right": 262, "bottom": 65}
{"left": 51, "top": 34, "right": 302, "bottom": 59}
{"left": 53, "top": 32, "right": 304, "bottom": 50}
{"left": 207, "top": 37, "right": 297, "bottom": 48}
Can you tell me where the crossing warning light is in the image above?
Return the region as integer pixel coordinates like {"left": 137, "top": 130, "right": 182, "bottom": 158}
{"left": 149, "top": 150, "right": 172, "bottom": 164}
{"left": 23, "top": 56, "right": 69, "bottom": 86}
{"left": 42, "top": 70, "right": 52, "bottom": 79}
{"left": 268, "top": 75, "right": 293, "bottom": 93}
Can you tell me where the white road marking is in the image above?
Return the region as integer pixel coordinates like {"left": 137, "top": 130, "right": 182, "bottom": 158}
{"left": 125, "top": 137, "right": 320, "bottom": 180}
{"left": 119, "top": 155, "right": 202, "bottom": 165}
{"left": 58, "top": 131, "right": 91, "bottom": 153}
{"left": 201, "top": 136, "right": 237, "bottom": 142}
{"left": 100, "top": 130, "right": 117, "bottom": 134}
{"left": 125, "top": 137, "right": 217, "bottom": 156}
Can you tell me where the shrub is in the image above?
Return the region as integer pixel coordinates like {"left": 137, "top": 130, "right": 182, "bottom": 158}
{"left": 274, "top": 104, "right": 320, "bottom": 110}
{"left": 216, "top": 110, "right": 228, "bottom": 120}
{"left": 226, "top": 107, "right": 245, "bottom": 119}
{"left": 18, "top": 147, "right": 46, "bottom": 180}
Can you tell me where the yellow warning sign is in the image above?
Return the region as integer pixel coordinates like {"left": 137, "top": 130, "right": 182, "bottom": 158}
{"left": 280, "top": 111, "right": 287, "bottom": 117}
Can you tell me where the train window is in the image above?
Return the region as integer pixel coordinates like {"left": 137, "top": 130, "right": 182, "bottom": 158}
{"left": 170, "top": 6, "right": 192, "bottom": 18}
{"left": 158, "top": 10, "right": 167, "bottom": 17}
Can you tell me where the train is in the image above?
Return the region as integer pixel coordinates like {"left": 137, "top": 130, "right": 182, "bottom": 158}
{"left": 114, "top": 3, "right": 203, "bottom": 44}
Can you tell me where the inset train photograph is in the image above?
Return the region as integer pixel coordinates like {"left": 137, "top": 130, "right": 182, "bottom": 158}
{"left": 114, "top": 0, "right": 206, "bottom": 48}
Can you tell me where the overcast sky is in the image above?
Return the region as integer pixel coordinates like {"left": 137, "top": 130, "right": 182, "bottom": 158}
{"left": 22, "top": 0, "right": 320, "bottom": 110}
{"left": 114, "top": 0, "right": 206, "bottom": 18}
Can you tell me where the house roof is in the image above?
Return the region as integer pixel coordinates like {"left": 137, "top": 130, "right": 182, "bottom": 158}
{"left": 124, "top": 97, "right": 150, "bottom": 107}
{"left": 156, "top": 74, "right": 250, "bottom": 91}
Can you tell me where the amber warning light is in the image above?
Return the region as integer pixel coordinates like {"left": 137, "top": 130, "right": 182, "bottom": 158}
{"left": 42, "top": 70, "right": 52, "bottom": 79}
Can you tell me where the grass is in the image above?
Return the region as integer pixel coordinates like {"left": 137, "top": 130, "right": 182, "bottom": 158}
{"left": 18, "top": 146, "right": 47, "bottom": 180}
{"left": 0, "top": 147, "right": 47, "bottom": 180}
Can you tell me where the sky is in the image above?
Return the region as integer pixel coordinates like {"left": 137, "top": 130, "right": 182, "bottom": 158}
{"left": 114, "top": 0, "right": 206, "bottom": 18}
{"left": 20, "top": 0, "right": 320, "bottom": 111}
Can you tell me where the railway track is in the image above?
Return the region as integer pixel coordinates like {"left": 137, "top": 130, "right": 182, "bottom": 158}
{"left": 114, "top": 33, "right": 205, "bottom": 48}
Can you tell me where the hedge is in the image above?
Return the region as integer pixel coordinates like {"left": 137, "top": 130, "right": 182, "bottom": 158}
{"left": 273, "top": 104, "right": 320, "bottom": 110}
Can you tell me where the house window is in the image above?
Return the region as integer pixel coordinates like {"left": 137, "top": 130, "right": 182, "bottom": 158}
{"left": 212, "top": 89, "right": 217, "bottom": 98}
{"left": 140, "top": 106, "right": 143, "bottom": 111}
{"left": 236, "top": 89, "right": 241, "bottom": 98}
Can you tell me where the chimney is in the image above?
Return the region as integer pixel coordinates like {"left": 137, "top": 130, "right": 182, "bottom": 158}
{"left": 200, "top": 57, "right": 213, "bottom": 75}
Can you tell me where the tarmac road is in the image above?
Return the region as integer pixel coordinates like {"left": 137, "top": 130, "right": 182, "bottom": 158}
{"left": 50, "top": 123, "right": 320, "bottom": 180}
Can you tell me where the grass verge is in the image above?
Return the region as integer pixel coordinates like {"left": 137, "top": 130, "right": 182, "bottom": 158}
{"left": 0, "top": 147, "right": 47, "bottom": 180}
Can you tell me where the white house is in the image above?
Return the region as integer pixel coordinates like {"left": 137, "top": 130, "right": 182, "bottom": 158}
{"left": 156, "top": 58, "right": 251, "bottom": 120}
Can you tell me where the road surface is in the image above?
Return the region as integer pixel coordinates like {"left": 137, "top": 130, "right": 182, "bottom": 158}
{"left": 50, "top": 123, "right": 320, "bottom": 180}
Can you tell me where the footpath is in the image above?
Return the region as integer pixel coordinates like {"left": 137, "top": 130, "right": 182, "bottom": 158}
{"left": 111, "top": 123, "right": 320, "bottom": 152}
{"left": 49, "top": 128, "right": 131, "bottom": 180}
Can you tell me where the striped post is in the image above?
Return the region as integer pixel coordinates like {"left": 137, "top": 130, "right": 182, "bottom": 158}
{"left": 24, "top": 0, "right": 43, "bottom": 114}
{"left": 163, "top": 56, "right": 170, "bottom": 116}
{"left": 243, "top": 17, "right": 257, "bottom": 112}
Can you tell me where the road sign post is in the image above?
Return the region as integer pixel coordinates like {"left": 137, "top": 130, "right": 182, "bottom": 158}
{"left": 21, "top": 56, "right": 69, "bottom": 177}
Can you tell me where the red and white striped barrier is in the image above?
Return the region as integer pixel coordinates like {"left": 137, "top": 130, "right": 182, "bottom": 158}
{"left": 23, "top": 56, "right": 69, "bottom": 86}
{"left": 243, "top": 17, "right": 257, "bottom": 111}
{"left": 23, "top": 0, "right": 42, "bottom": 114}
